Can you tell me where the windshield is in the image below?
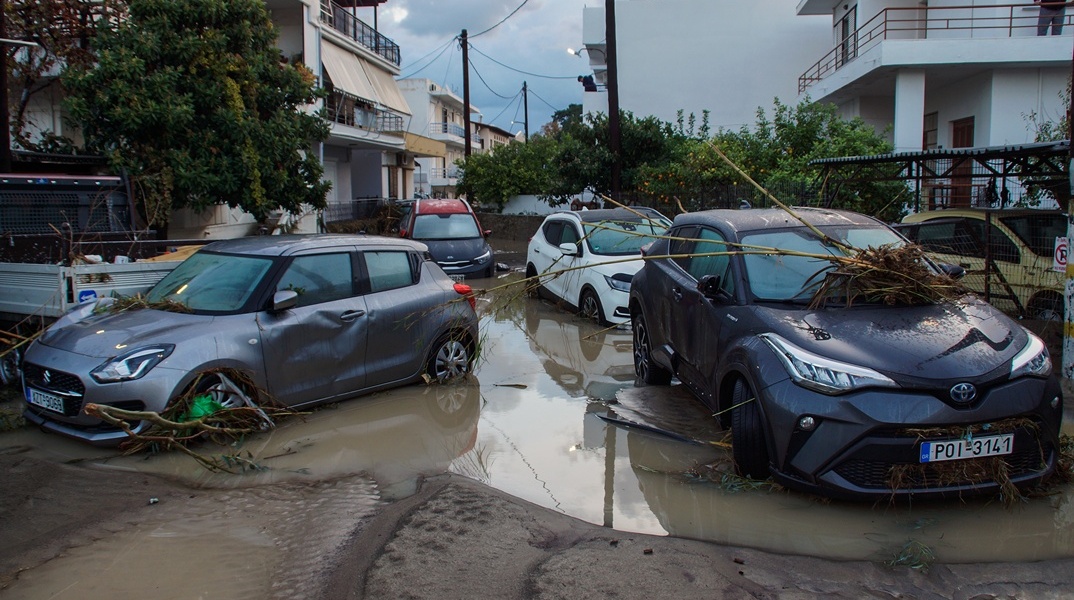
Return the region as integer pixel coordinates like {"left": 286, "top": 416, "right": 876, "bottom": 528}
{"left": 412, "top": 213, "right": 481, "bottom": 240}
{"left": 583, "top": 217, "right": 671, "bottom": 256}
{"left": 740, "top": 225, "right": 906, "bottom": 301}
{"left": 146, "top": 251, "right": 273, "bottom": 312}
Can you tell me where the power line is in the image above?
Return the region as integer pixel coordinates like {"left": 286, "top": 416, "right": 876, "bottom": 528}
{"left": 467, "top": 56, "right": 517, "bottom": 100}
{"left": 487, "top": 88, "right": 524, "bottom": 125}
{"left": 399, "top": 37, "right": 457, "bottom": 79}
{"left": 470, "top": 0, "right": 530, "bottom": 38}
{"left": 527, "top": 87, "right": 562, "bottom": 113}
{"left": 469, "top": 43, "right": 576, "bottom": 80}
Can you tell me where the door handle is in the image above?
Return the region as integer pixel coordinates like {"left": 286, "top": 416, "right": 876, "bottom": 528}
{"left": 672, "top": 287, "right": 683, "bottom": 302}
{"left": 340, "top": 309, "right": 366, "bottom": 322}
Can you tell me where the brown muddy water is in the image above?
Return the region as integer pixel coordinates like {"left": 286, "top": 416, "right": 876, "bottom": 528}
{"left": 3, "top": 268, "right": 1074, "bottom": 588}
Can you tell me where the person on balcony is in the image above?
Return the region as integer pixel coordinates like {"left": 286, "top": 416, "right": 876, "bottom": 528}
{"left": 577, "top": 74, "right": 597, "bottom": 92}
{"left": 1036, "top": 0, "right": 1070, "bottom": 36}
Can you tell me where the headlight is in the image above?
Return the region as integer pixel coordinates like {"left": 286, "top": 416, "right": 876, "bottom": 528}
{"left": 604, "top": 273, "right": 632, "bottom": 292}
{"left": 91, "top": 345, "right": 174, "bottom": 383}
{"left": 760, "top": 333, "right": 897, "bottom": 395}
{"left": 475, "top": 250, "right": 492, "bottom": 264}
{"left": 1010, "top": 334, "right": 1051, "bottom": 379}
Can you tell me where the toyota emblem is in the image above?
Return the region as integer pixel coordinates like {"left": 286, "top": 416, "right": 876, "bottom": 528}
{"left": 949, "top": 382, "right": 977, "bottom": 404}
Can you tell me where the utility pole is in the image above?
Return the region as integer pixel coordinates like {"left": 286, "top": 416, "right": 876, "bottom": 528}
{"left": 461, "top": 29, "right": 472, "bottom": 158}
{"left": 523, "top": 81, "right": 529, "bottom": 142}
{"left": 606, "top": 0, "right": 621, "bottom": 202}
{"left": 1063, "top": 38, "right": 1074, "bottom": 379}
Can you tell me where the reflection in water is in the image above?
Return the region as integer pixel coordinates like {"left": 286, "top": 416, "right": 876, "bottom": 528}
{"left": 471, "top": 274, "right": 1074, "bottom": 563}
{"left": 109, "top": 376, "right": 485, "bottom": 500}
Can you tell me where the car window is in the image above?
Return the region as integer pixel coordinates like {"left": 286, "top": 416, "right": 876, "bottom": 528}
{"left": 686, "top": 228, "right": 734, "bottom": 295}
{"left": 412, "top": 213, "right": 481, "bottom": 239}
{"left": 582, "top": 216, "right": 670, "bottom": 256}
{"left": 276, "top": 252, "right": 355, "bottom": 308}
{"left": 740, "top": 225, "right": 905, "bottom": 301}
{"left": 669, "top": 226, "right": 699, "bottom": 271}
{"left": 147, "top": 251, "right": 273, "bottom": 312}
{"left": 908, "top": 221, "right": 983, "bottom": 257}
{"left": 962, "top": 220, "right": 1019, "bottom": 263}
{"left": 365, "top": 250, "right": 417, "bottom": 292}
{"left": 561, "top": 223, "right": 581, "bottom": 245}
{"left": 999, "top": 214, "right": 1066, "bottom": 258}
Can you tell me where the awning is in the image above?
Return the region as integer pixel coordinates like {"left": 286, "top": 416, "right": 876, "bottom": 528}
{"left": 403, "top": 133, "right": 446, "bottom": 158}
{"left": 361, "top": 61, "right": 411, "bottom": 116}
{"left": 321, "top": 41, "right": 411, "bottom": 116}
{"left": 321, "top": 41, "right": 378, "bottom": 106}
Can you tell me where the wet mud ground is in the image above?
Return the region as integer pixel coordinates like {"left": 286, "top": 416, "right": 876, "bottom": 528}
{"left": 1, "top": 239, "right": 1074, "bottom": 598}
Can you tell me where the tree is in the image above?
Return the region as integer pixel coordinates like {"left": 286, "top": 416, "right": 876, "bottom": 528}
{"left": 63, "top": 0, "right": 330, "bottom": 228}
{"left": 5, "top": 0, "right": 122, "bottom": 152}
{"left": 457, "top": 135, "right": 558, "bottom": 210}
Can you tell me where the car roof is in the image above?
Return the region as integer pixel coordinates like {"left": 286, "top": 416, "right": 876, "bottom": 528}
{"left": 199, "top": 234, "right": 425, "bottom": 257}
{"left": 672, "top": 207, "right": 884, "bottom": 235}
{"left": 414, "top": 198, "right": 472, "bottom": 215}
{"left": 901, "top": 208, "right": 1064, "bottom": 223}
{"left": 552, "top": 207, "right": 668, "bottom": 223}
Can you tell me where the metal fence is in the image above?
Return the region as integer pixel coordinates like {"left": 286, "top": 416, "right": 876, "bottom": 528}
{"left": 0, "top": 178, "right": 132, "bottom": 235}
{"left": 893, "top": 209, "right": 1065, "bottom": 320}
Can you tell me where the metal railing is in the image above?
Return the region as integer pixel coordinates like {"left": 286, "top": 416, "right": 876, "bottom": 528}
{"left": 322, "top": 197, "right": 387, "bottom": 224}
{"left": 429, "top": 167, "right": 461, "bottom": 180}
{"left": 799, "top": 3, "right": 1066, "bottom": 93}
{"left": 431, "top": 122, "right": 467, "bottom": 138}
{"left": 319, "top": 0, "right": 401, "bottom": 66}
{"left": 325, "top": 89, "right": 404, "bottom": 133}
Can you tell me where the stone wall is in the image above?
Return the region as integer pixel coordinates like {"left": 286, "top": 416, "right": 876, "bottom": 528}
{"left": 477, "top": 213, "right": 546, "bottom": 243}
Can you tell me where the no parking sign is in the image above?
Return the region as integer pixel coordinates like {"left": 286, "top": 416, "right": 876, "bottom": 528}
{"left": 1054, "top": 236, "right": 1068, "bottom": 272}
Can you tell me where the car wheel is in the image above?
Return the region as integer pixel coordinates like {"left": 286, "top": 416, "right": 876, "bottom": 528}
{"left": 579, "top": 289, "right": 606, "bottom": 325}
{"left": 1027, "top": 292, "right": 1063, "bottom": 322}
{"left": 192, "top": 371, "right": 253, "bottom": 410}
{"left": 427, "top": 334, "right": 471, "bottom": 382}
{"left": 525, "top": 264, "right": 542, "bottom": 298}
{"left": 730, "top": 378, "right": 770, "bottom": 479}
{"left": 633, "top": 313, "right": 672, "bottom": 385}
{"left": 0, "top": 347, "right": 21, "bottom": 386}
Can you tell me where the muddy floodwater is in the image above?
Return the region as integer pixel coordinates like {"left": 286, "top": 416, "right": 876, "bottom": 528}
{"left": 6, "top": 270, "right": 1074, "bottom": 574}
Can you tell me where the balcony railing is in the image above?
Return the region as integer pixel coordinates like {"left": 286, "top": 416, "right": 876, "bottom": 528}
{"left": 319, "top": 0, "right": 401, "bottom": 66}
{"left": 429, "top": 167, "right": 460, "bottom": 180}
{"left": 799, "top": 3, "right": 1068, "bottom": 93}
{"left": 325, "top": 89, "right": 403, "bottom": 133}
{"left": 431, "top": 122, "right": 467, "bottom": 138}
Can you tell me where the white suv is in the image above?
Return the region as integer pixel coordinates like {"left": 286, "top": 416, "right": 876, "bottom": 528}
{"left": 526, "top": 207, "right": 671, "bottom": 326}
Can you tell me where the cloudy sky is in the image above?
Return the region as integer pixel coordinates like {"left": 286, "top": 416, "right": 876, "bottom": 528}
{"left": 359, "top": 0, "right": 592, "bottom": 136}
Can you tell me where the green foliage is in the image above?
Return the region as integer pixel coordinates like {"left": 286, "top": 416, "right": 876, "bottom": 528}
{"left": 457, "top": 135, "right": 559, "bottom": 210}
{"left": 62, "top": 0, "right": 331, "bottom": 227}
{"left": 462, "top": 98, "right": 904, "bottom": 220}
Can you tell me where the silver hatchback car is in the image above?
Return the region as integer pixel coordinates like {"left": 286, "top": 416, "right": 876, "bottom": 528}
{"left": 22, "top": 234, "right": 479, "bottom": 446}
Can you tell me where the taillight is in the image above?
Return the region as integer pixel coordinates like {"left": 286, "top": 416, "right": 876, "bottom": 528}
{"left": 453, "top": 282, "right": 476, "bottom": 310}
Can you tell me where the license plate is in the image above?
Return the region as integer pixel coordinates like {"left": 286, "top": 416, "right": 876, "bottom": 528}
{"left": 449, "top": 274, "right": 466, "bottom": 282}
{"left": 27, "top": 388, "right": 67, "bottom": 414}
{"left": 919, "top": 433, "right": 1014, "bottom": 463}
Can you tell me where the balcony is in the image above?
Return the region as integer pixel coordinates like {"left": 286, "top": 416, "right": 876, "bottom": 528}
{"left": 431, "top": 122, "right": 467, "bottom": 138}
{"left": 428, "top": 167, "right": 460, "bottom": 188}
{"left": 319, "top": 0, "right": 400, "bottom": 66}
{"left": 325, "top": 90, "right": 404, "bottom": 132}
{"left": 799, "top": 3, "right": 1069, "bottom": 93}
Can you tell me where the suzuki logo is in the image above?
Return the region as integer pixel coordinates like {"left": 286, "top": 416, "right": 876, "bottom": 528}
{"left": 949, "top": 382, "right": 977, "bottom": 404}
{"left": 43, "top": 370, "right": 52, "bottom": 385}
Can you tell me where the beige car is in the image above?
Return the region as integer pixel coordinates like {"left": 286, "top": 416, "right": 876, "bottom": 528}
{"left": 896, "top": 209, "right": 1066, "bottom": 319}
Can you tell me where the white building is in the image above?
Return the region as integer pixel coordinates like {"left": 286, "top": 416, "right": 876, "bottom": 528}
{"left": 398, "top": 78, "right": 473, "bottom": 199}
{"left": 579, "top": 0, "right": 1071, "bottom": 154}
{"left": 796, "top": 0, "right": 1072, "bottom": 152}
{"left": 578, "top": 1, "right": 832, "bottom": 131}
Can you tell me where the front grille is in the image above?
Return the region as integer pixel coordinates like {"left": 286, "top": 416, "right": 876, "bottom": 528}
{"left": 835, "top": 446, "right": 1049, "bottom": 490}
{"left": 23, "top": 363, "right": 86, "bottom": 396}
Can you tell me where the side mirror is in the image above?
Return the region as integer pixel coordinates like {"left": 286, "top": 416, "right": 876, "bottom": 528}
{"left": 697, "top": 274, "right": 730, "bottom": 301}
{"left": 484, "top": 229, "right": 493, "bottom": 238}
{"left": 938, "top": 263, "right": 966, "bottom": 280}
{"left": 559, "top": 242, "right": 579, "bottom": 257}
{"left": 270, "top": 289, "right": 298, "bottom": 312}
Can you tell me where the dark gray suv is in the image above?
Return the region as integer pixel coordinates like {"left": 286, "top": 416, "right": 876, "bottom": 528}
{"left": 629, "top": 207, "right": 1062, "bottom": 500}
